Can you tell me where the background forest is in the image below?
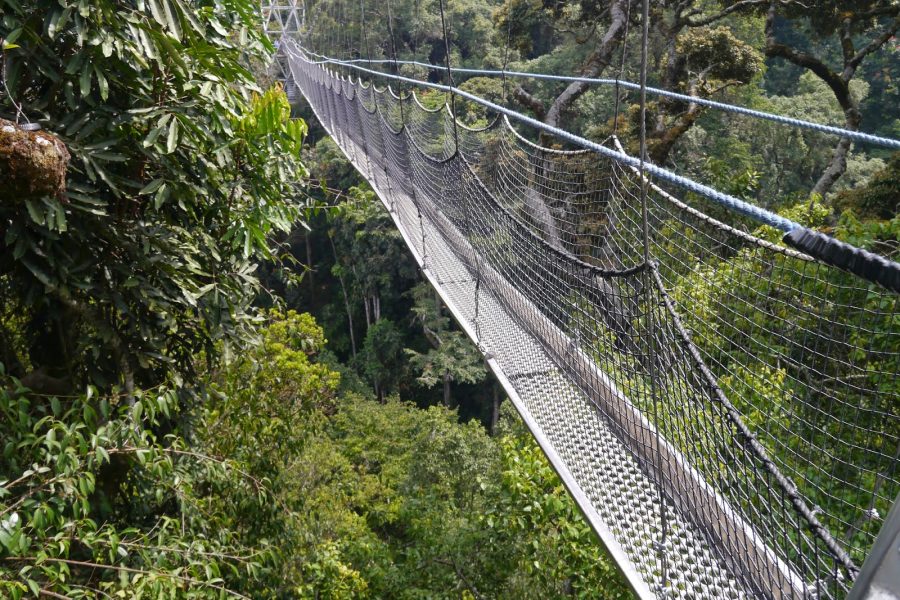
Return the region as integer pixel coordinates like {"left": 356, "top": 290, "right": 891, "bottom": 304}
{"left": 0, "top": 0, "right": 897, "bottom": 598}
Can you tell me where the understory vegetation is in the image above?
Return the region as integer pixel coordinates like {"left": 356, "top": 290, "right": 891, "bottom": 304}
{"left": 1, "top": 309, "right": 630, "bottom": 597}
{"left": 1, "top": 0, "right": 897, "bottom": 597}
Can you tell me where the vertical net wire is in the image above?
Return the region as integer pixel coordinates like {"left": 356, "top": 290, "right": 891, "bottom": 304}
{"left": 285, "top": 44, "right": 899, "bottom": 600}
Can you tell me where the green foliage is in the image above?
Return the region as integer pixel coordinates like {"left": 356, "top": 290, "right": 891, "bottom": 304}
{"left": 675, "top": 26, "right": 763, "bottom": 87}
{"left": 407, "top": 334, "right": 486, "bottom": 387}
{"left": 307, "top": 136, "right": 363, "bottom": 191}
{"left": 361, "top": 318, "right": 405, "bottom": 398}
{"left": 677, "top": 72, "right": 889, "bottom": 206}
{"left": 0, "top": 1, "right": 314, "bottom": 596}
{"left": 0, "top": 374, "right": 282, "bottom": 598}
{"left": 834, "top": 152, "right": 900, "bottom": 222}
{"left": 0, "top": 0, "right": 306, "bottom": 390}
{"left": 458, "top": 76, "right": 506, "bottom": 124}
{"left": 307, "top": 0, "right": 497, "bottom": 69}
{"left": 280, "top": 391, "right": 631, "bottom": 599}
{"left": 203, "top": 309, "right": 340, "bottom": 470}
{"left": 405, "top": 282, "right": 486, "bottom": 404}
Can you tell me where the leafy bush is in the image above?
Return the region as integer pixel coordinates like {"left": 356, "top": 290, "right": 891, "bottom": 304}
{"left": 0, "top": 0, "right": 306, "bottom": 393}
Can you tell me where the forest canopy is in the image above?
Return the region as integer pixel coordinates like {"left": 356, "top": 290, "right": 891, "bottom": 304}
{"left": 1, "top": 0, "right": 898, "bottom": 597}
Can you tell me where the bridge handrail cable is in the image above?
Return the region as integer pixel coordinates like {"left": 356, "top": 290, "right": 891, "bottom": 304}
{"left": 300, "top": 49, "right": 900, "bottom": 150}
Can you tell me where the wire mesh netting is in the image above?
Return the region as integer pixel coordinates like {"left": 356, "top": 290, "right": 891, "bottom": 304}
{"left": 283, "top": 42, "right": 899, "bottom": 600}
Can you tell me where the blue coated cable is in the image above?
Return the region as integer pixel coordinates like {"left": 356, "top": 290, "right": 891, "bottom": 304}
{"left": 303, "top": 51, "right": 900, "bottom": 150}
{"left": 288, "top": 41, "right": 801, "bottom": 232}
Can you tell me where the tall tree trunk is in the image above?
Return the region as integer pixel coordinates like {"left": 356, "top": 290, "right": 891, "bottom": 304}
{"left": 305, "top": 231, "right": 314, "bottom": 301}
{"left": 491, "top": 382, "right": 501, "bottom": 435}
{"left": 443, "top": 369, "right": 451, "bottom": 407}
{"left": 328, "top": 235, "right": 357, "bottom": 358}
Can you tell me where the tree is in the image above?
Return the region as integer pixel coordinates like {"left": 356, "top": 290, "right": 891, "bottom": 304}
{"left": 361, "top": 318, "right": 405, "bottom": 401}
{"left": 499, "top": 0, "right": 636, "bottom": 129}
{"left": 643, "top": 22, "right": 763, "bottom": 162}
{"left": 328, "top": 187, "right": 418, "bottom": 337}
{"left": 405, "top": 282, "right": 486, "bottom": 406}
{"left": 498, "top": 0, "right": 763, "bottom": 163}
{"left": 0, "top": 0, "right": 307, "bottom": 397}
{"left": 694, "top": 0, "right": 900, "bottom": 197}
{"left": 0, "top": 0, "right": 310, "bottom": 595}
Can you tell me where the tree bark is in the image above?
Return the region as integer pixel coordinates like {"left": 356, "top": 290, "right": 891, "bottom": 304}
{"left": 443, "top": 369, "right": 451, "bottom": 407}
{"left": 328, "top": 234, "right": 357, "bottom": 358}
{"left": 649, "top": 84, "right": 705, "bottom": 163}
{"left": 512, "top": 86, "right": 546, "bottom": 121}
{"left": 363, "top": 296, "right": 371, "bottom": 329}
{"left": 543, "top": 0, "right": 633, "bottom": 128}
{"left": 490, "top": 382, "right": 500, "bottom": 435}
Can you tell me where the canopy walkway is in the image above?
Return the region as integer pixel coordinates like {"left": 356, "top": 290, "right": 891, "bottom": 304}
{"left": 264, "top": 3, "right": 900, "bottom": 597}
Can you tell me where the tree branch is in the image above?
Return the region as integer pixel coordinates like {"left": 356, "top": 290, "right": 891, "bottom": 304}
{"left": 846, "top": 16, "right": 900, "bottom": 73}
{"left": 511, "top": 86, "right": 546, "bottom": 121}
{"left": 858, "top": 5, "right": 900, "bottom": 19}
{"left": 433, "top": 557, "right": 485, "bottom": 600}
{"left": 6, "top": 557, "right": 250, "bottom": 599}
{"left": 764, "top": 3, "right": 850, "bottom": 107}
{"left": 544, "top": 0, "right": 632, "bottom": 127}
{"left": 684, "top": 0, "right": 769, "bottom": 27}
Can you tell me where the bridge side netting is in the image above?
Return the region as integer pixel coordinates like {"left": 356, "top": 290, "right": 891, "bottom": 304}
{"left": 288, "top": 49, "right": 899, "bottom": 600}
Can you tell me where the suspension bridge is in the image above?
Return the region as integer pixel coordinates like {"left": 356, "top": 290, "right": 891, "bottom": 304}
{"left": 262, "top": 2, "right": 899, "bottom": 598}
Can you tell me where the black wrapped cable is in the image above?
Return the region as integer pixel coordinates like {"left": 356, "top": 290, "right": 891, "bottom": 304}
{"left": 783, "top": 228, "right": 900, "bottom": 294}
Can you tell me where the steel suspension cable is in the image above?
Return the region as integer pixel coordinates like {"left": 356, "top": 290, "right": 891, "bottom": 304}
{"left": 637, "top": 0, "right": 669, "bottom": 594}
{"left": 303, "top": 52, "right": 900, "bottom": 150}
{"left": 437, "top": 0, "right": 460, "bottom": 151}
{"left": 612, "top": 0, "right": 632, "bottom": 135}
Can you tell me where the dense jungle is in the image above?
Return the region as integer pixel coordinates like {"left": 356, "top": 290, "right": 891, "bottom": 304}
{"left": 0, "top": 0, "right": 897, "bottom": 597}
